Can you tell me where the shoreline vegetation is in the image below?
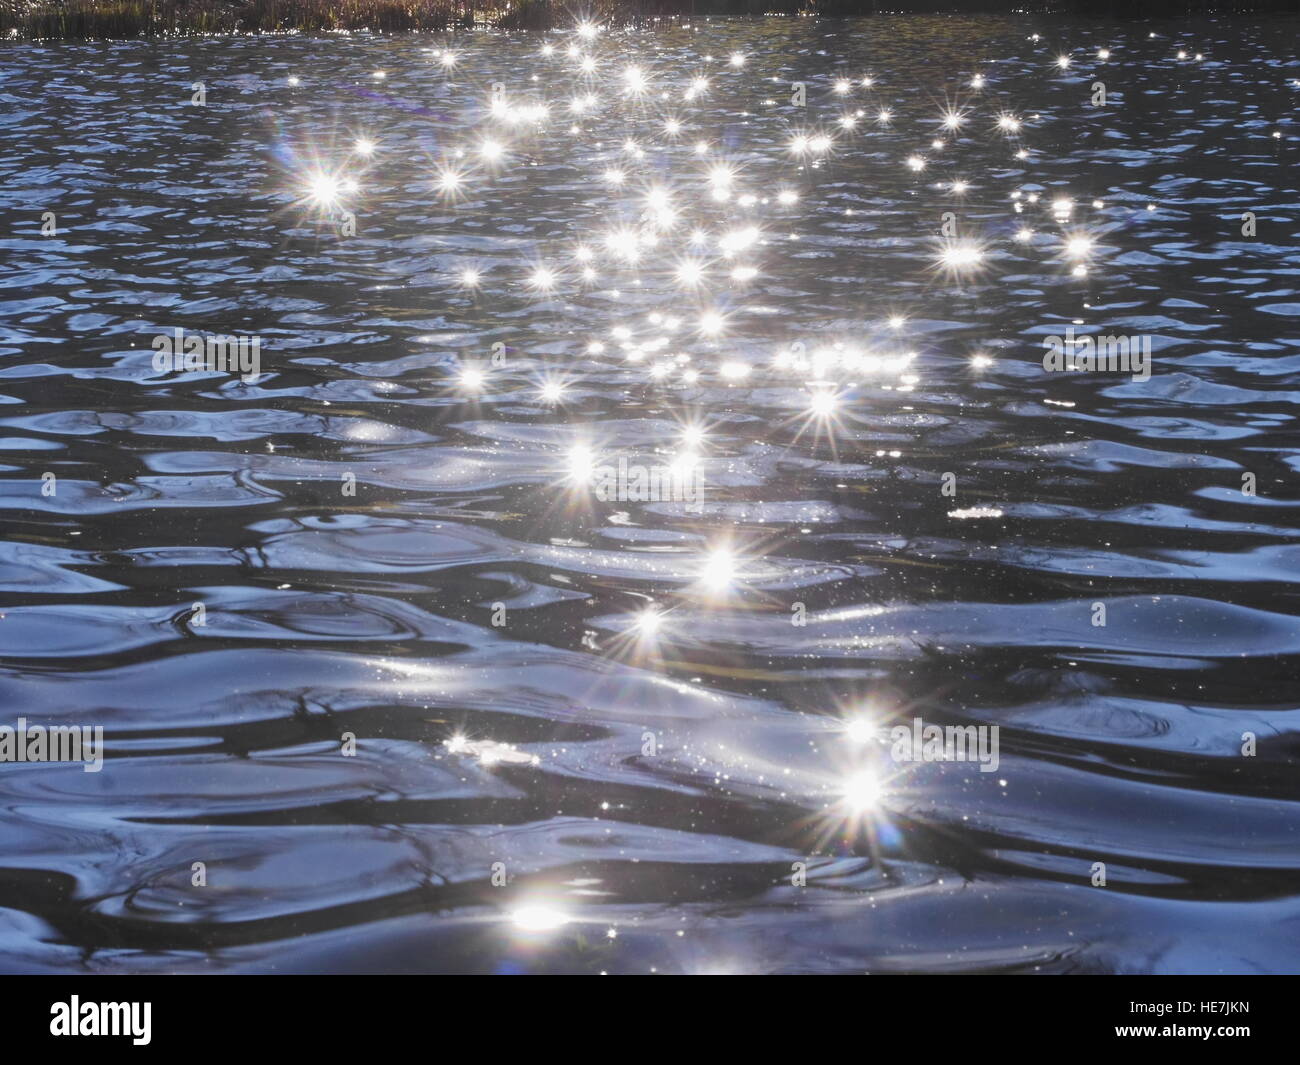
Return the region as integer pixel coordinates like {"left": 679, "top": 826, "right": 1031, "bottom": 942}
{"left": 2, "top": 0, "right": 1298, "bottom": 40}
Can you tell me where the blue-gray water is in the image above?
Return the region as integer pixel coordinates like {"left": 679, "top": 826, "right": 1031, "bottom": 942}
{"left": 1, "top": 15, "right": 1298, "bottom": 974}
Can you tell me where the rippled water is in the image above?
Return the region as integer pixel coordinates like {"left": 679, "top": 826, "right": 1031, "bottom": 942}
{"left": 1, "top": 15, "right": 1298, "bottom": 975}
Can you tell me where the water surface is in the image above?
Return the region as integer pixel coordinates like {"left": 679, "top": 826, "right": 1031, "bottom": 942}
{"left": 1, "top": 15, "right": 1299, "bottom": 974}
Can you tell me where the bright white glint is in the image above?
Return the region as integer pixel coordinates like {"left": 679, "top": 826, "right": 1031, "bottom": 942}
{"left": 939, "top": 242, "right": 983, "bottom": 271}
{"left": 808, "top": 390, "right": 838, "bottom": 416}
{"left": 567, "top": 444, "right": 595, "bottom": 481}
{"left": 306, "top": 173, "right": 340, "bottom": 204}
{"left": 844, "top": 771, "right": 881, "bottom": 811}
{"left": 528, "top": 266, "right": 557, "bottom": 290}
{"left": 700, "top": 548, "right": 735, "bottom": 590}
{"left": 512, "top": 906, "right": 569, "bottom": 933}
{"left": 676, "top": 260, "right": 707, "bottom": 286}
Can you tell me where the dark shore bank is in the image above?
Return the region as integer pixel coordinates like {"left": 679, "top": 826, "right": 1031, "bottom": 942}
{"left": 2, "top": 0, "right": 1297, "bottom": 41}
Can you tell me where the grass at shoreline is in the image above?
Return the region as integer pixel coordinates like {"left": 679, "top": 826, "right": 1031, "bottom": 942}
{"left": 1, "top": 0, "right": 1293, "bottom": 40}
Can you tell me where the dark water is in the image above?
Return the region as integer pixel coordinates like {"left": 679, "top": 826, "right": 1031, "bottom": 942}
{"left": 1, "top": 15, "right": 1298, "bottom": 974}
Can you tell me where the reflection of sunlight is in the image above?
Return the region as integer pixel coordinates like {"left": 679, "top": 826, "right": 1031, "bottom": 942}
{"left": 808, "top": 388, "right": 839, "bottom": 417}
{"left": 939, "top": 107, "right": 967, "bottom": 132}
{"left": 697, "top": 546, "right": 737, "bottom": 594}
{"left": 565, "top": 442, "right": 596, "bottom": 485}
{"left": 698, "top": 310, "right": 727, "bottom": 337}
{"left": 457, "top": 365, "right": 486, "bottom": 392}
{"left": 434, "top": 165, "right": 466, "bottom": 197}
{"left": 843, "top": 717, "right": 875, "bottom": 743}
{"left": 933, "top": 238, "right": 987, "bottom": 280}
{"left": 674, "top": 258, "right": 708, "bottom": 288}
{"left": 537, "top": 376, "right": 570, "bottom": 404}
{"left": 843, "top": 769, "right": 881, "bottom": 812}
{"left": 1064, "top": 234, "right": 1094, "bottom": 258}
{"left": 254, "top": 35, "right": 1171, "bottom": 940}
{"left": 623, "top": 65, "right": 649, "bottom": 95}
{"left": 679, "top": 422, "right": 708, "bottom": 449}
{"left": 527, "top": 265, "right": 558, "bottom": 292}
{"left": 633, "top": 606, "right": 663, "bottom": 636}
{"left": 446, "top": 733, "right": 539, "bottom": 767}
{"left": 511, "top": 905, "right": 570, "bottom": 933}
{"left": 304, "top": 170, "right": 343, "bottom": 206}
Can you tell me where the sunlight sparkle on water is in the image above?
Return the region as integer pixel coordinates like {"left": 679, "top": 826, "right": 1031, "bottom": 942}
{"left": 698, "top": 311, "right": 726, "bottom": 336}
{"left": 511, "top": 906, "right": 570, "bottom": 933}
{"left": 538, "top": 378, "right": 568, "bottom": 403}
{"left": 843, "top": 770, "right": 882, "bottom": 812}
{"left": 304, "top": 171, "right": 344, "bottom": 205}
{"left": 634, "top": 607, "right": 663, "bottom": 637}
{"left": 566, "top": 444, "right": 595, "bottom": 483}
{"left": 699, "top": 547, "right": 736, "bottom": 592}
{"left": 937, "top": 240, "right": 984, "bottom": 273}
{"left": 808, "top": 389, "right": 839, "bottom": 416}
{"left": 528, "top": 266, "right": 558, "bottom": 291}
